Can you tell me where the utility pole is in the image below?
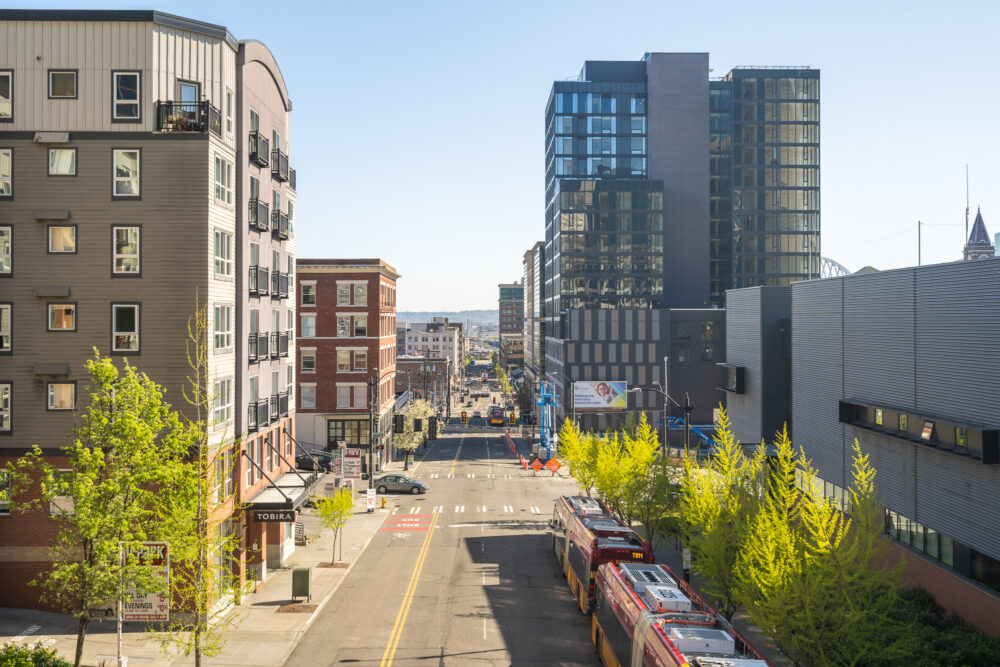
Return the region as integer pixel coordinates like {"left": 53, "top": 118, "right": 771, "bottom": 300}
{"left": 662, "top": 356, "right": 669, "bottom": 455}
{"left": 682, "top": 392, "right": 693, "bottom": 455}
{"left": 918, "top": 220, "right": 922, "bottom": 266}
{"left": 367, "top": 377, "right": 377, "bottom": 484}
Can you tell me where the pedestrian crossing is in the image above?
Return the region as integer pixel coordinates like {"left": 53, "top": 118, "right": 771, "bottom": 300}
{"left": 391, "top": 505, "right": 544, "bottom": 516}
{"left": 418, "top": 473, "right": 527, "bottom": 480}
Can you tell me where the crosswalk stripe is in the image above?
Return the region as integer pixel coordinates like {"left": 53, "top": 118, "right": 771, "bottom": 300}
{"left": 467, "top": 473, "right": 475, "bottom": 478}
{"left": 455, "top": 505, "right": 464, "bottom": 512}
{"left": 409, "top": 506, "right": 417, "bottom": 514}
{"left": 530, "top": 506, "right": 540, "bottom": 514}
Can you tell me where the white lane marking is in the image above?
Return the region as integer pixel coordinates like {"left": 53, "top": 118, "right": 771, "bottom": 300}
{"left": 503, "top": 505, "right": 513, "bottom": 512}
{"left": 478, "top": 505, "right": 488, "bottom": 513}
{"left": 455, "top": 505, "right": 464, "bottom": 512}
{"left": 409, "top": 506, "right": 418, "bottom": 514}
{"left": 530, "top": 506, "right": 541, "bottom": 514}
{"left": 430, "top": 473, "right": 439, "bottom": 479}
{"left": 447, "top": 474, "right": 455, "bottom": 478}
{"left": 448, "top": 522, "right": 549, "bottom": 528}
{"left": 432, "top": 505, "right": 443, "bottom": 513}
{"left": 483, "top": 618, "right": 487, "bottom": 640}
{"left": 467, "top": 473, "right": 475, "bottom": 478}
{"left": 391, "top": 507, "right": 399, "bottom": 515}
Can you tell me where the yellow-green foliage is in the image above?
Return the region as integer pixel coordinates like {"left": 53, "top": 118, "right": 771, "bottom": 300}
{"left": 316, "top": 488, "right": 355, "bottom": 564}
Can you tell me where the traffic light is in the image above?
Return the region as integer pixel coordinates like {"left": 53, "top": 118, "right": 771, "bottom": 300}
{"left": 428, "top": 416, "right": 438, "bottom": 440}
{"left": 508, "top": 412, "right": 516, "bottom": 425}
{"left": 460, "top": 411, "right": 468, "bottom": 424}
{"left": 393, "top": 414, "right": 405, "bottom": 434}
{"left": 414, "top": 418, "right": 423, "bottom": 432}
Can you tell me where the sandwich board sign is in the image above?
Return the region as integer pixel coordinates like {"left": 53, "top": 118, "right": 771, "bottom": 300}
{"left": 342, "top": 448, "right": 363, "bottom": 480}
{"left": 122, "top": 542, "right": 170, "bottom": 622}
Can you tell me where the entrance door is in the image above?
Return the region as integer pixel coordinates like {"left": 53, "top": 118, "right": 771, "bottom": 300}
{"left": 177, "top": 81, "right": 200, "bottom": 126}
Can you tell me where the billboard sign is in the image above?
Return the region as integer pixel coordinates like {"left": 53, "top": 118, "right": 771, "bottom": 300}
{"left": 342, "top": 448, "right": 363, "bottom": 480}
{"left": 573, "top": 381, "right": 627, "bottom": 411}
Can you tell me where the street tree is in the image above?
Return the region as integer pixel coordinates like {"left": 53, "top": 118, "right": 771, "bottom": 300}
{"left": 315, "top": 488, "right": 355, "bottom": 564}
{"left": 158, "top": 298, "right": 245, "bottom": 667}
{"left": 7, "top": 352, "right": 193, "bottom": 667}
{"left": 558, "top": 419, "right": 600, "bottom": 497}
{"left": 680, "top": 408, "right": 766, "bottom": 619}
{"left": 594, "top": 414, "right": 659, "bottom": 527}
{"left": 393, "top": 399, "right": 435, "bottom": 470}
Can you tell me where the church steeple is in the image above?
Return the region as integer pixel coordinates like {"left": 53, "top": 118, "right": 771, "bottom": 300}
{"left": 964, "top": 207, "right": 996, "bottom": 260}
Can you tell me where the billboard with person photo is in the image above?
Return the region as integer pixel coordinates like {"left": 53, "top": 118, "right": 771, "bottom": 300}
{"left": 573, "top": 381, "right": 627, "bottom": 410}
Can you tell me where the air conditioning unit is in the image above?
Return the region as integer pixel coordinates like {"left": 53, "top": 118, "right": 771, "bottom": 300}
{"left": 666, "top": 627, "right": 734, "bottom": 656}
{"left": 641, "top": 584, "right": 692, "bottom": 612}
{"left": 620, "top": 562, "right": 673, "bottom": 586}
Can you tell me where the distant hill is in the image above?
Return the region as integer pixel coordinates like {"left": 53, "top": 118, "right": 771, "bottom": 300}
{"left": 397, "top": 310, "right": 498, "bottom": 327}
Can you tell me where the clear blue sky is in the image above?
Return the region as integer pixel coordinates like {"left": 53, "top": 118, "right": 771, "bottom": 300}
{"left": 25, "top": 0, "right": 1000, "bottom": 309}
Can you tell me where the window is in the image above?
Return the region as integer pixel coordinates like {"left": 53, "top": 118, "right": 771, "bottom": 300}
{"left": 287, "top": 201, "right": 295, "bottom": 236}
{"left": 214, "top": 155, "right": 233, "bottom": 205}
{"left": 301, "top": 314, "right": 316, "bottom": 338}
{"left": 0, "top": 149, "right": 11, "bottom": 197}
{"left": 0, "top": 469, "right": 9, "bottom": 512}
{"left": 48, "top": 225, "right": 76, "bottom": 253}
{"left": 874, "top": 408, "right": 883, "bottom": 427}
{"left": 286, "top": 365, "right": 294, "bottom": 397}
{"left": 301, "top": 283, "right": 316, "bottom": 306}
{"left": 921, "top": 421, "right": 935, "bottom": 441}
{"left": 213, "top": 378, "right": 233, "bottom": 425}
{"left": 47, "top": 382, "right": 75, "bottom": 410}
{"left": 337, "top": 386, "right": 350, "bottom": 408}
{"left": 354, "top": 316, "right": 367, "bottom": 337}
{"left": 112, "top": 226, "right": 140, "bottom": 274}
{"left": 898, "top": 413, "right": 908, "bottom": 432}
{"left": 214, "top": 305, "right": 233, "bottom": 350}
{"left": 113, "top": 149, "right": 140, "bottom": 197}
{"left": 354, "top": 284, "right": 367, "bottom": 306}
{"left": 0, "top": 383, "right": 9, "bottom": 432}
{"left": 701, "top": 344, "right": 714, "bottom": 362}
{"left": 301, "top": 385, "right": 316, "bottom": 410}
{"left": 48, "top": 70, "right": 77, "bottom": 98}
{"left": 48, "top": 148, "right": 77, "bottom": 176}
{"left": 0, "top": 304, "right": 8, "bottom": 352}
{"left": 701, "top": 322, "right": 714, "bottom": 340}
{"left": 337, "top": 316, "right": 350, "bottom": 337}
{"left": 112, "top": 304, "right": 139, "bottom": 352}
{"left": 301, "top": 349, "right": 316, "bottom": 373}
{"left": 956, "top": 427, "right": 967, "bottom": 448}
{"left": 214, "top": 230, "right": 233, "bottom": 277}
{"left": 337, "top": 350, "right": 350, "bottom": 371}
{"left": 675, "top": 343, "right": 689, "bottom": 363}
{"left": 337, "top": 284, "right": 351, "bottom": 305}
{"left": 225, "top": 89, "right": 234, "bottom": 134}
{"left": 354, "top": 350, "right": 367, "bottom": 372}
{"left": 287, "top": 309, "right": 295, "bottom": 338}
{"left": 353, "top": 387, "right": 366, "bottom": 409}
{"left": 112, "top": 71, "right": 140, "bottom": 120}
{"left": 0, "top": 71, "right": 11, "bottom": 121}
{"left": 48, "top": 304, "right": 76, "bottom": 331}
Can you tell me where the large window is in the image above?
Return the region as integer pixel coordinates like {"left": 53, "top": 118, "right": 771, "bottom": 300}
{"left": 336, "top": 386, "right": 350, "bottom": 408}
{"left": 337, "top": 284, "right": 351, "bottom": 305}
{"left": 214, "top": 305, "right": 233, "bottom": 350}
{"left": 301, "top": 349, "right": 316, "bottom": 373}
{"left": 0, "top": 71, "right": 11, "bottom": 121}
{"left": 214, "top": 155, "right": 233, "bottom": 205}
{"left": 354, "top": 350, "right": 367, "bottom": 371}
{"left": 113, "top": 149, "right": 140, "bottom": 198}
{"left": 214, "top": 230, "right": 233, "bottom": 277}
{"left": 301, "top": 283, "right": 316, "bottom": 306}
{"left": 112, "top": 71, "right": 140, "bottom": 120}
{"left": 112, "top": 304, "right": 139, "bottom": 352}
{"left": 47, "top": 383, "right": 75, "bottom": 410}
{"left": 0, "top": 149, "right": 11, "bottom": 197}
{"left": 0, "top": 304, "right": 9, "bottom": 353}
{"left": 301, "top": 314, "right": 316, "bottom": 338}
{"left": 337, "top": 350, "right": 350, "bottom": 372}
{"left": 48, "top": 70, "right": 77, "bottom": 98}
{"left": 112, "top": 226, "right": 139, "bottom": 275}
{"left": 0, "top": 383, "right": 9, "bottom": 432}
{"left": 48, "top": 225, "right": 76, "bottom": 253}
{"left": 354, "top": 316, "right": 367, "bottom": 337}
{"left": 300, "top": 384, "right": 316, "bottom": 410}
{"left": 225, "top": 89, "right": 234, "bottom": 135}
{"left": 327, "top": 420, "right": 370, "bottom": 447}
{"left": 48, "top": 304, "right": 76, "bottom": 331}
{"left": 337, "top": 316, "right": 350, "bottom": 337}
{"left": 354, "top": 284, "right": 367, "bottom": 306}
{"left": 48, "top": 148, "right": 77, "bottom": 176}
{"left": 213, "top": 378, "right": 232, "bottom": 426}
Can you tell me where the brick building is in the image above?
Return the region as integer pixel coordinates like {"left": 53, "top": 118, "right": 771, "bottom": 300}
{"left": 396, "top": 356, "right": 451, "bottom": 410}
{"left": 295, "top": 259, "right": 398, "bottom": 474}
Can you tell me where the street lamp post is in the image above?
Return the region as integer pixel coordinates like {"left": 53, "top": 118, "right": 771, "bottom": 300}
{"left": 367, "top": 377, "right": 376, "bottom": 488}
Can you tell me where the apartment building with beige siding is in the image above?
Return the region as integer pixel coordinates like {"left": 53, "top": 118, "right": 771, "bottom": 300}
{"left": 0, "top": 9, "right": 308, "bottom": 609}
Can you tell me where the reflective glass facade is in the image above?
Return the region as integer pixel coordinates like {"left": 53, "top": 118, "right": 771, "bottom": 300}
{"left": 710, "top": 69, "right": 820, "bottom": 305}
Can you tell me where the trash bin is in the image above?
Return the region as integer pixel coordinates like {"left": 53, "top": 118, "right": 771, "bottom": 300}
{"left": 292, "top": 566, "right": 311, "bottom": 601}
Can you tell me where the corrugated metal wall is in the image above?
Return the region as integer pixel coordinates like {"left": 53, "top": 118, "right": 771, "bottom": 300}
{"left": 725, "top": 287, "right": 764, "bottom": 444}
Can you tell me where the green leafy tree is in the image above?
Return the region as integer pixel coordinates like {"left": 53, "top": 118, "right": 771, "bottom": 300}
{"left": 0, "top": 641, "right": 73, "bottom": 666}
{"left": 594, "top": 414, "right": 659, "bottom": 527}
{"left": 558, "top": 419, "right": 600, "bottom": 497}
{"left": 632, "top": 452, "right": 684, "bottom": 548}
{"left": 393, "top": 399, "right": 435, "bottom": 470}
{"left": 315, "top": 488, "right": 355, "bottom": 564}
{"left": 680, "top": 407, "right": 766, "bottom": 619}
{"left": 7, "top": 352, "right": 193, "bottom": 667}
{"left": 158, "top": 298, "right": 246, "bottom": 667}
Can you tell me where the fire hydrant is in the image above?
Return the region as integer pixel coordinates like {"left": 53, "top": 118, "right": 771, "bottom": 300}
{"left": 381, "top": 497, "right": 386, "bottom": 509}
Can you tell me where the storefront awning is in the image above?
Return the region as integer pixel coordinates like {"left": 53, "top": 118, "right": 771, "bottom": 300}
{"left": 246, "top": 470, "right": 322, "bottom": 511}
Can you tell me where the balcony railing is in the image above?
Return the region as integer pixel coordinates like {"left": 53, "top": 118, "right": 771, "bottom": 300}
{"left": 278, "top": 272, "right": 289, "bottom": 298}
{"left": 247, "top": 333, "right": 259, "bottom": 361}
{"left": 279, "top": 392, "right": 289, "bottom": 417}
{"left": 289, "top": 168, "right": 296, "bottom": 191}
{"left": 247, "top": 404, "right": 258, "bottom": 432}
{"left": 269, "top": 332, "right": 282, "bottom": 359}
{"left": 278, "top": 331, "right": 289, "bottom": 357}
{"left": 271, "top": 210, "right": 290, "bottom": 240}
{"left": 248, "top": 199, "right": 270, "bottom": 232}
{"left": 249, "top": 265, "right": 270, "bottom": 296}
{"left": 271, "top": 150, "right": 289, "bottom": 181}
{"left": 253, "top": 332, "right": 269, "bottom": 359}
{"left": 270, "top": 394, "right": 279, "bottom": 419}
{"left": 257, "top": 399, "right": 270, "bottom": 427}
{"left": 155, "top": 100, "right": 221, "bottom": 137}
{"left": 249, "top": 131, "right": 270, "bottom": 168}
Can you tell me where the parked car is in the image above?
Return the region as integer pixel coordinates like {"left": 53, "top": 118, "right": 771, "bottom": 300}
{"left": 374, "top": 474, "right": 428, "bottom": 495}
{"left": 296, "top": 452, "right": 333, "bottom": 472}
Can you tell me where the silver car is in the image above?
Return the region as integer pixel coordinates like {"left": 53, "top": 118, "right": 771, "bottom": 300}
{"left": 374, "top": 474, "right": 428, "bottom": 495}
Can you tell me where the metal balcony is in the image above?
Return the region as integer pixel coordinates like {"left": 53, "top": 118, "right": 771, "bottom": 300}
{"left": 289, "top": 168, "right": 296, "bottom": 191}
{"left": 247, "top": 333, "right": 259, "bottom": 361}
{"left": 279, "top": 392, "right": 289, "bottom": 417}
{"left": 254, "top": 332, "right": 269, "bottom": 359}
{"left": 271, "top": 150, "right": 289, "bottom": 181}
{"left": 269, "top": 332, "right": 281, "bottom": 359}
{"left": 257, "top": 399, "right": 271, "bottom": 427}
{"left": 249, "top": 131, "right": 270, "bottom": 168}
{"left": 248, "top": 199, "right": 270, "bottom": 232}
{"left": 278, "top": 272, "right": 289, "bottom": 298}
{"left": 155, "top": 100, "right": 221, "bottom": 136}
{"left": 249, "top": 265, "right": 270, "bottom": 296}
{"left": 271, "top": 210, "right": 289, "bottom": 240}
{"left": 270, "top": 394, "right": 279, "bottom": 419}
{"left": 278, "top": 332, "right": 289, "bottom": 357}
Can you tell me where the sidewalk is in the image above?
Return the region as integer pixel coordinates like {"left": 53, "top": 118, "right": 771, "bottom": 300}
{"left": 0, "top": 461, "right": 419, "bottom": 667}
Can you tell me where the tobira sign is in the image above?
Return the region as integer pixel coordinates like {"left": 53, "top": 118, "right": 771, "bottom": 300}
{"left": 254, "top": 509, "right": 296, "bottom": 523}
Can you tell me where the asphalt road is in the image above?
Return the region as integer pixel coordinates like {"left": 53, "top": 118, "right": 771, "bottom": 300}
{"left": 286, "top": 429, "right": 598, "bottom": 666}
